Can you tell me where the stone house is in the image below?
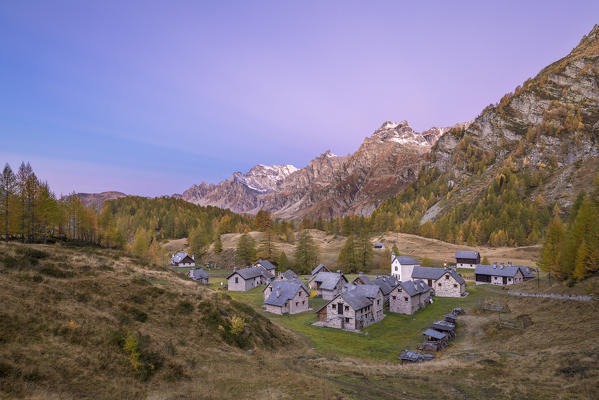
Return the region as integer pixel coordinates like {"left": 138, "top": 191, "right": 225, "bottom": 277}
{"left": 188, "top": 268, "right": 209, "bottom": 284}
{"left": 474, "top": 263, "right": 526, "bottom": 285}
{"left": 389, "top": 279, "right": 431, "bottom": 315}
{"left": 315, "top": 284, "right": 384, "bottom": 331}
{"left": 390, "top": 253, "right": 419, "bottom": 281}
{"left": 263, "top": 280, "right": 309, "bottom": 315}
{"left": 170, "top": 251, "right": 195, "bottom": 267}
{"left": 454, "top": 250, "right": 480, "bottom": 269}
{"left": 277, "top": 269, "right": 298, "bottom": 281}
{"left": 353, "top": 274, "right": 398, "bottom": 304}
{"left": 311, "top": 263, "right": 330, "bottom": 277}
{"left": 227, "top": 266, "right": 274, "bottom": 291}
{"left": 411, "top": 266, "right": 466, "bottom": 297}
{"left": 254, "top": 259, "right": 276, "bottom": 274}
{"left": 308, "top": 271, "right": 348, "bottom": 300}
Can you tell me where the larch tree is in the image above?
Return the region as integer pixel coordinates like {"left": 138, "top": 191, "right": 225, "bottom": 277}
{"left": 294, "top": 230, "right": 318, "bottom": 274}
{"left": 355, "top": 232, "right": 373, "bottom": 271}
{"left": 213, "top": 233, "right": 223, "bottom": 253}
{"left": 257, "top": 229, "right": 278, "bottom": 261}
{"left": 236, "top": 233, "right": 257, "bottom": 266}
{"left": 278, "top": 251, "right": 290, "bottom": 270}
{"left": 0, "top": 164, "right": 16, "bottom": 241}
{"left": 337, "top": 235, "right": 358, "bottom": 273}
{"left": 539, "top": 213, "right": 564, "bottom": 278}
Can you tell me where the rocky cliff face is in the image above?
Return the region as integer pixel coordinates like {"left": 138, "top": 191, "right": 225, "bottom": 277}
{"left": 180, "top": 121, "right": 457, "bottom": 219}
{"left": 420, "top": 24, "right": 599, "bottom": 221}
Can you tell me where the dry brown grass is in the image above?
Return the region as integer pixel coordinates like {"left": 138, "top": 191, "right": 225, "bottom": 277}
{"left": 0, "top": 242, "right": 336, "bottom": 400}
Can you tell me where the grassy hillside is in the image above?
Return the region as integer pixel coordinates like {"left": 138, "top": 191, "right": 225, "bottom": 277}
{"left": 2, "top": 242, "right": 598, "bottom": 399}
{"left": 0, "top": 242, "right": 336, "bottom": 399}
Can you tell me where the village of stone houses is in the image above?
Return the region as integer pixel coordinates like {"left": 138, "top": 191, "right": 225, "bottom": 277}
{"left": 172, "top": 245, "right": 543, "bottom": 363}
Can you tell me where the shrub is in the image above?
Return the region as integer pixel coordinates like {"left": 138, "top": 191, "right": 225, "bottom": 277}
{"left": 175, "top": 301, "right": 194, "bottom": 315}
{"left": 16, "top": 247, "right": 49, "bottom": 259}
{"left": 130, "top": 308, "right": 148, "bottom": 323}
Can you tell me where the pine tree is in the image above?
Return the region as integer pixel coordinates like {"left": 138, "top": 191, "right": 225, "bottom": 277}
{"left": 294, "top": 230, "right": 318, "bottom": 274}
{"left": 236, "top": 233, "right": 257, "bottom": 266}
{"left": 355, "top": 232, "right": 373, "bottom": 271}
{"left": 338, "top": 235, "right": 358, "bottom": 273}
{"left": 481, "top": 256, "right": 490, "bottom": 265}
{"left": 278, "top": 251, "right": 290, "bottom": 270}
{"left": 0, "top": 164, "right": 16, "bottom": 241}
{"left": 257, "top": 229, "right": 278, "bottom": 260}
{"left": 539, "top": 213, "right": 564, "bottom": 277}
{"left": 254, "top": 210, "right": 272, "bottom": 231}
{"left": 214, "top": 234, "right": 223, "bottom": 253}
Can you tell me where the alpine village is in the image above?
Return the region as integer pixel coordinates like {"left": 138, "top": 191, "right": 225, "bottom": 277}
{"left": 2, "top": 6, "right": 599, "bottom": 400}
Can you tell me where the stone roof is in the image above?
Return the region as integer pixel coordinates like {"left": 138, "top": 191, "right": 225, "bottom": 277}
{"left": 430, "top": 320, "right": 455, "bottom": 332}
{"left": 423, "top": 329, "right": 447, "bottom": 340}
{"left": 372, "top": 275, "right": 398, "bottom": 296}
{"left": 264, "top": 280, "right": 307, "bottom": 307}
{"left": 455, "top": 250, "right": 480, "bottom": 260}
{"left": 311, "top": 264, "right": 330, "bottom": 276}
{"left": 398, "top": 350, "right": 435, "bottom": 362}
{"left": 227, "top": 266, "right": 273, "bottom": 280}
{"left": 412, "top": 267, "right": 465, "bottom": 285}
{"left": 256, "top": 259, "right": 276, "bottom": 271}
{"left": 475, "top": 264, "right": 523, "bottom": 278}
{"left": 339, "top": 288, "right": 373, "bottom": 311}
{"left": 279, "top": 270, "right": 298, "bottom": 280}
{"left": 395, "top": 279, "right": 430, "bottom": 297}
{"left": 392, "top": 255, "right": 419, "bottom": 265}
{"left": 189, "top": 268, "right": 208, "bottom": 280}
{"left": 309, "top": 271, "right": 347, "bottom": 290}
{"left": 353, "top": 274, "right": 372, "bottom": 284}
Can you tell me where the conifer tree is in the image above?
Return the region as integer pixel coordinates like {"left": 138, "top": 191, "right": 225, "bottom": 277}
{"left": 392, "top": 243, "right": 400, "bottom": 255}
{"left": 294, "top": 230, "right": 318, "bottom": 274}
{"left": 254, "top": 210, "right": 272, "bottom": 231}
{"left": 379, "top": 248, "right": 392, "bottom": 270}
{"left": 278, "top": 251, "right": 290, "bottom": 270}
{"left": 355, "top": 231, "right": 373, "bottom": 271}
{"left": 236, "top": 233, "right": 257, "bottom": 266}
{"left": 213, "top": 233, "right": 223, "bottom": 253}
{"left": 338, "top": 235, "right": 358, "bottom": 273}
{"left": 0, "top": 164, "right": 16, "bottom": 241}
{"left": 257, "top": 229, "right": 278, "bottom": 260}
{"left": 539, "top": 212, "right": 564, "bottom": 277}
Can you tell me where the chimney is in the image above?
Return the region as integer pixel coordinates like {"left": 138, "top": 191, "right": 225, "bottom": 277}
{"left": 276, "top": 288, "right": 281, "bottom": 297}
{"left": 233, "top": 267, "right": 237, "bottom": 272}
{"left": 493, "top": 262, "right": 498, "bottom": 267}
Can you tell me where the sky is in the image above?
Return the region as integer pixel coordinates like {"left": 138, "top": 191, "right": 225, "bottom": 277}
{"left": 1, "top": 1, "right": 598, "bottom": 197}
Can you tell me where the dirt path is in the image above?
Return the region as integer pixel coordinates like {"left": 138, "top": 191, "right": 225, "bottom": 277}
{"left": 508, "top": 291, "right": 594, "bottom": 302}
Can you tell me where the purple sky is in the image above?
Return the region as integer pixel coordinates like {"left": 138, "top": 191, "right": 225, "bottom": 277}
{"left": 1, "top": 1, "right": 598, "bottom": 196}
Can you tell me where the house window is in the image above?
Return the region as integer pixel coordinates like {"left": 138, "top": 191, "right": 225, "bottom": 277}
{"left": 404, "top": 297, "right": 408, "bottom": 302}
{"left": 345, "top": 317, "right": 350, "bottom": 323}
{"left": 445, "top": 275, "right": 450, "bottom": 280}
{"left": 235, "top": 277, "right": 239, "bottom": 284}
{"left": 438, "top": 282, "right": 442, "bottom": 287}
{"left": 302, "top": 300, "right": 305, "bottom": 305}
{"left": 453, "top": 284, "right": 458, "bottom": 288}
{"left": 332, "top": 304, "right": 336, "bottom": 309}
{"left": 377, "top": 299, "right": 380, "bottom": 305}
{"left": 345, "top": 305, "right": 349, "bottom": 311}
{"left": 392, "top": 296, "right": 396, "bottom": 300}
{"left": 296, "top": 302, "right": 299, "bottom": 306}
{"left": 395, "top": 266, "right": 398, "bottom": 271}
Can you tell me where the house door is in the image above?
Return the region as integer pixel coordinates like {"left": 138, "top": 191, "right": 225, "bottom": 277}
{"left": 338, "top": 304, "right": 343, "bottom": 315}
{"left": 503, "top": 277, "right": 507, "bottom": 284}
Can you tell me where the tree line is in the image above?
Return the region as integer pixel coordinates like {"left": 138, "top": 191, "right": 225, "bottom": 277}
{"left": 539, "top": 176, "right": 599, "bottom": 282}
{"left": 0, "top": 162, "right": 98, "bottom": 244}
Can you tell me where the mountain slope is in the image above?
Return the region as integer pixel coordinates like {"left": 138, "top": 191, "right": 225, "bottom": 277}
{"left": 376, "top": 24, "right": 599, "bottom": 245}
{"left": 78, "top": 191, "right": 127, "bottom": 210}
{"left": 181, "top": 121, "right": 461, "bottom": 219}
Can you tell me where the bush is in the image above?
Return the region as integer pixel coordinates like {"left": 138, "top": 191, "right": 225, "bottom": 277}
{"left": 16, "top": 247, "right": 49, "bottom": 259}
{"left": 175, "top": 301, "right": 194, "bottom": 315}
{"left": 129, "top": 308, "right": 148, "bottom": 322}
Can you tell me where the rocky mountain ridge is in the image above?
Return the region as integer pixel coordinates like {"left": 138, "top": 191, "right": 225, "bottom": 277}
{"left": 179, "top": 120, "right": 461, "bottom": 219}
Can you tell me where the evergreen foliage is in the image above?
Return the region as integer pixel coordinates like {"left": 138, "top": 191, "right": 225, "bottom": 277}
{"left": 235, "top": 233, "right": 257, "bottom": 266}
{"left": 293, "top": 230, "right": 318, "bottom": 274}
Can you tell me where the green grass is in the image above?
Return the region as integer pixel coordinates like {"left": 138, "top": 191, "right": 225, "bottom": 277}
{"left": 227, "top": 281, "right": 487, "bottom": 362}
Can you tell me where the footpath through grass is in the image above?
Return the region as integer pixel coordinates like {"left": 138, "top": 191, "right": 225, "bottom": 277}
{"left": 219, "top": 272, "right": 487, "bottom": 361}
